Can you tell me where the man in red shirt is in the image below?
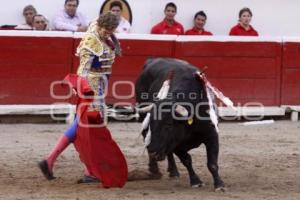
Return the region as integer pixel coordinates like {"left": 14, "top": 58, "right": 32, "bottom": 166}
{"left": 185, "top": 11, "right": 213, "bottom": 35}
{"left": 151, "top": 2, "right": 184, "bottom": 35}
{"left": 229, "top": 7, "right": 258, "bottom": 36}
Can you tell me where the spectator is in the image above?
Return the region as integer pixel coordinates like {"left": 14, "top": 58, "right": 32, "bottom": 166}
{"left": 151, "top": 2, "right": 184, "bottom": 35}
{"left": 52, "top": 0, "right": 88, "bottom": 32}
{"left": 185, "top": 11, "right": 212, "bottom": 35}
{"left": 229, "top": 7, "right": 258, "bottom": 36}
{"left": 15, "top": 5, "right": 37, "bottom": 30}
{"left": 110, "top": 1, "right": 131, "bottom": 33}
{"left": 32, "top": 15, "right": 49, "bottom": 31}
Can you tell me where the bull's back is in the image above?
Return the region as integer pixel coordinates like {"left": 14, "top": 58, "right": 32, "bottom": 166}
{"left": 143, "top": 58, "right": 198, "bottom": 79}
{"left": 135, "top": 58, "right": 200, "bottom": 103}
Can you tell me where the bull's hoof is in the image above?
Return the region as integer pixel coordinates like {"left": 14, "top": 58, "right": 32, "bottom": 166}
{"left": 214, "top": 181, "right": 226, "bottom": 192}
{"left": 191, "top": 182, "right": 205, "bottom": 188}
{"left": 148, "top": 166, "right": 162, "bottom": 179}
{"left": 38, "top": 160, "right": 56, "bottom": 181}
{"left": 169, "top": 171, "right": 180, "bottom": 178}
{"left": 215, "top": 186, "right": 227, "bottom": 192}
{"left": 190, "top": 176, "right": 204, "bottom": 188}
{"left": 149, "top": 172, "right": 163, "bottom": 180}
{"left": 149, "top": 165, "right": 160, "bottom": 174}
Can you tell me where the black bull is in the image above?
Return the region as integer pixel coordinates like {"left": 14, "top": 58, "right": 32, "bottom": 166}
{"left": 135, "top": 58, "right": 225, "bottom": 190}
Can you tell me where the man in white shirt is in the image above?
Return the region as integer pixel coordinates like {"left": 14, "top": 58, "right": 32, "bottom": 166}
{"left": 109, "top": 1, "right": 131, "bottom": 33}
{"left": 53, "top": 0, "right": 88, "bottom": 32}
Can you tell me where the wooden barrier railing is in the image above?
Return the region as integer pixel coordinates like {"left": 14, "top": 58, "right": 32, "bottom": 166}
{"left": 0, "top": 31, "right": 299, "bottom": 106}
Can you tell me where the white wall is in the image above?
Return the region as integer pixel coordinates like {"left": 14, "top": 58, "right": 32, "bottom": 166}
{"left": 0, "top": 0, "right": 299, "bottom": 36}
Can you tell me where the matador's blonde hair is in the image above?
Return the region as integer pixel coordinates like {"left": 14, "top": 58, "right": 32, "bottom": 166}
{"left": 97, "top": 12, "right": 119, "bottom": 31}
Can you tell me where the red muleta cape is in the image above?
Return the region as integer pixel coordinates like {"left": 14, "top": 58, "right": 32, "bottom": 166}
{"left": 63, "top": 74, "right": 128, "bottom": 188}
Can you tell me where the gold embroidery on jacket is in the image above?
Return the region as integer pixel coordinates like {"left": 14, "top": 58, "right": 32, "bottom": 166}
{"left": 76, "top": 23, "right": 116, "bottom": 112}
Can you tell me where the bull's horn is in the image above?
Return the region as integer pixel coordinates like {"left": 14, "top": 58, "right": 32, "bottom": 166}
{"left": 136, "top": 104, "right": 154, "bottom": 113}
{"left": 175, "top": 105, "right": 189, "bottom": 117}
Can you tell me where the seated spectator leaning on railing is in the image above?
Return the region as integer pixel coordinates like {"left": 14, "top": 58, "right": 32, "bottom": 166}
{"left": 52, "top": 0, "right": 88, "bottom": 32}
{"left": 109, "top": 1, "right": 131, "bottom": 33}
{"left": 151, "top": 2, "right": 184, "bottom": 35}
{"left": 185, "top": 11, "right": 212, "bottom": 35}
{"left": 32, "top": 15, "right": 50, "bottom": 31}
{"left": 15, "top": 5, "right": 37, "bottom": 30}
{"left": 229, "top": 7, "right": 258, "bottom": 36}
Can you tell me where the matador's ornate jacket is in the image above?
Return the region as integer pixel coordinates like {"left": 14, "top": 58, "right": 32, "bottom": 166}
{"left": 76, "top": 22, "right": 116, "bottom": 113}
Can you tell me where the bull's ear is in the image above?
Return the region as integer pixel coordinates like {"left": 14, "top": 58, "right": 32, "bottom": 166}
{"left": 175, "top": 105, "right": 188, "bottom": 117}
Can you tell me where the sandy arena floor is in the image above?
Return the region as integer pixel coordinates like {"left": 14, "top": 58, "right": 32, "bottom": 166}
{"left": 0, "top": 121, "right": 299, "bottom": 200}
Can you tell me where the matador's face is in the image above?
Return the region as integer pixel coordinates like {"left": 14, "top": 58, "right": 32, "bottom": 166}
{"left": 98, "top": 28, "right": 115, "bottom": 39}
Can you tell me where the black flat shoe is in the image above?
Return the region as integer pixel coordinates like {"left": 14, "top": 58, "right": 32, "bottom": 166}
{"left": 38, "top": 160, "right": 56, "bottom": 180}
{"left": 77, "top": 175, "right": 100, "bottom": 184}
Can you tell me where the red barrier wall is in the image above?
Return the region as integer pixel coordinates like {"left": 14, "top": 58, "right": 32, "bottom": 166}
{"left": 0, "top": 33, "right": 299, "bottom": 106}
{"left": 175, "top": 40, "right": 282, "bottom": 106}
{"left": 281, "top": 41, "right": 300, "bottom": 105}
{"left": 0, "top": 35, "right": 73, "bottom": 104}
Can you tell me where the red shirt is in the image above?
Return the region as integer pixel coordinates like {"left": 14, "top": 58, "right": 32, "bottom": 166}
{"left": 229, "top": 23, "right": 258, "bottom": 36}
{"left": 185, "top": 27, "right": 213, "bottom": 36}
{"left": 151, "top": 20, "right": 184, "bottom": 35}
